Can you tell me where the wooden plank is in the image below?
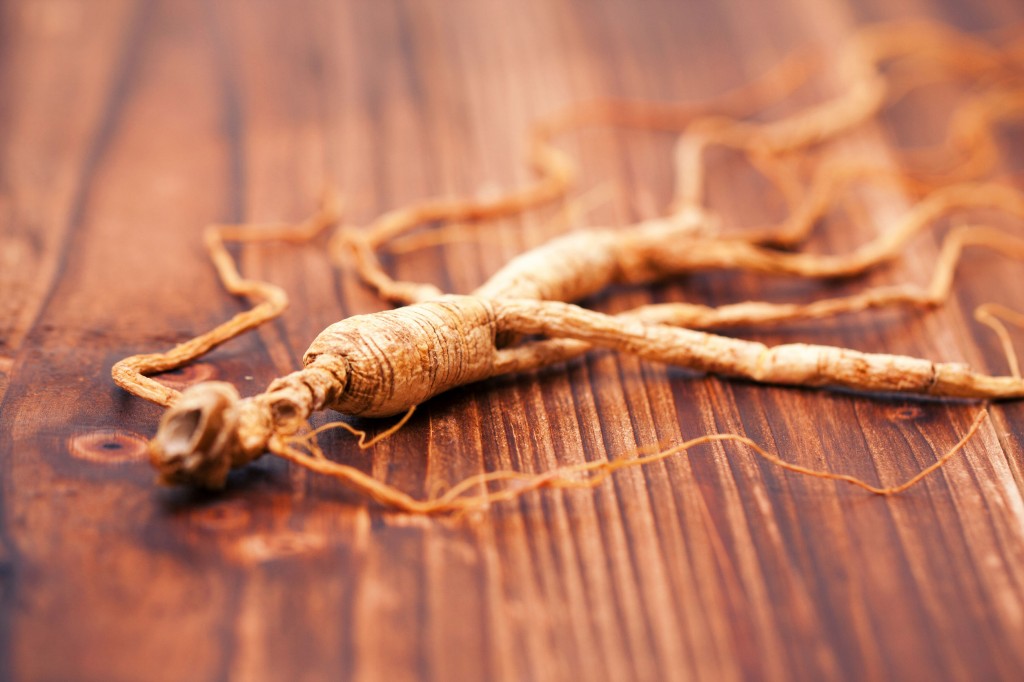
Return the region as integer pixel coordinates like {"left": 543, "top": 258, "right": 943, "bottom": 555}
{"left": 3, "top": 0, "right": 1024, "bottom": 679}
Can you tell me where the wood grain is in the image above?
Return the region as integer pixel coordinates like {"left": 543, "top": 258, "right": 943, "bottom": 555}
{"left": 3, "top": 0, "right": 1024, "bottom": 680}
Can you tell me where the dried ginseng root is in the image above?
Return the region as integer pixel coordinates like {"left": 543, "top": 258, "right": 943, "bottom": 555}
{"left": 113, "top": 21, "right": 1024, "bottom": 510}
{"left": 111, "top": 201, "right": 1024, "bottom": 502}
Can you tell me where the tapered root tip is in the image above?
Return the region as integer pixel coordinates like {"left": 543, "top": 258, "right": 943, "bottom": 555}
{"left": 149, "top": 381, "right": 243, "bottom": 489}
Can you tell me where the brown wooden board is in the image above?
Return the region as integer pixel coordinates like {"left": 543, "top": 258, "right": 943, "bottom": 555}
{"left": 3, "top": 0, "right": 1024, "bottom": 679}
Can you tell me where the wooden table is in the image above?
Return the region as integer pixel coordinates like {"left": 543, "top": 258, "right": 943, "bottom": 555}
{"left": 4, "top": 0, "right": 1024, "bottom": 679}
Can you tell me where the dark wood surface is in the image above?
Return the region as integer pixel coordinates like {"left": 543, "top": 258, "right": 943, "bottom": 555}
{"left": 4, "top": 0, "right": 1024, "bottom": 680}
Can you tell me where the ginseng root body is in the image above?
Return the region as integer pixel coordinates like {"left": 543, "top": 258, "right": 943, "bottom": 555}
{"left": 150, "top": 295, "right": 1024, "bottom": 488}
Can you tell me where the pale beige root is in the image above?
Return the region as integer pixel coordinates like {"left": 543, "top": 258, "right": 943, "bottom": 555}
{"left": 114, "top": 21, "right": 1024, "bottom": 503}
{"left": 669, "top": 71, "right": 881, "bottom": 216}
{"left": 344, "top": 18, "right": 1023, "bottom": 302}
{"left": 500, "top": 221, "right": 1024, "bottom": 381}
{"left": 382, "top": 182, "right": 618, "bottom": 256}
{"left": 738, "top": 159, "right": 928, "bottom": 248}
{"left": 667, "top": 19, "right": 894, "bottom": 163}
{"left": 471, "top": 208, "right": 713, "bottom": 301}
{"left": 733, "top": 74, "right": 1024, "bottom": 250}
{"left": 820, "top": 32, "right": 1024, "bottom": 189}
{"left": 357, "top": 92, "right": 1024, "bottom": 312}
{"left": 666, "top": 20, "right": 910, "bottom": 214}
{"left": 353, "top": 21, "right": 1024, "bottom": 307}
{"left": 334, "top": 46, "right": 819, "bottom": 306}
{"left": 671, "top": 21, "right": 1023, "bottom": 219}
{"left": 675, "top": 182, "right": 1024, "bottom": 279}
{"left": 652, "top": 222, "right": 1024, "bottom": 330}
{"left": 149, "top": 382, "right": 254, "bottom": 487}
{"left": 148, "top": 364, "right": 345, "bottom": 488}
{"left": 145, "top": 214, "right": 1024, "bottom": 486}
{"left": 495, "top": 298, "right": 1024, "bottom": 399}
{"left": 160, "top": 278, "right": 1024, "bottom": 484}
{"left": 783, "top": 68, "right": 1024, "bottom": 210}
{"left": 302, "top": 296, "right": 499, "bottom": 417}
{"left": 898, "top": 89, "right": 1024, "bottom": 185}
{"left": 474, "top": 181, "right": 1024, "bottom": 308}
{"left": 740, "top": 108, "right": 1022, "bottom": 250}
{"left": 975, "top": 303, "right": 1024, "bottom": 378}
{"left": 111, "top": 194, "right": 343, "bottom": 407}
{"left": 335, "top": 21, "right": 1024, "bottom": 311}
{"left": 145, "top": 296, "right": 501, "bottom": 485}
{"left": 114, "top": 196, "right": 343, "bottom": 487}
{"left": 112, "top": 194, "right": 342, "bottom": 408}
{"left": 346, "top": 55, "right": 875, "bottom": 306}
{"left": 626, "top": 224, "right": 1024, "bottom": 331}
{"left": 332, "top": 132, "right": 574, "bottom": 306}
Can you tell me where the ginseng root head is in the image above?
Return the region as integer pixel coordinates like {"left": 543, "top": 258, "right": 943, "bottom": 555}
{"left": 149, "top": 381, "right": 245, "bottom": 489}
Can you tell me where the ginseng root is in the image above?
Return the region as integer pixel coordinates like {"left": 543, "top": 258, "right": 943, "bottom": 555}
{"left": 112, "top": 20, "right": 1024, "bottom": 507}
{"left": 134, "top": 286, "right": 1015, "bottom": 490}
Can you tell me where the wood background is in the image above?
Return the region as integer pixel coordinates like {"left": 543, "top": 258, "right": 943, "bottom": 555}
{"left": 3, "top": 0, "right": 1024, "bottom": 680}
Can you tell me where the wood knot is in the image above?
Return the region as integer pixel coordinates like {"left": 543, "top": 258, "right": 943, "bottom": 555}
{"left": 889, "top": 405, "right": 924, "bottom": 421}
{"left": 67, "top": 429, "right": 149, "bottom": 464}
{"left": 189, "top": 501, "right": 251, "bottom": 532}
{"left": 153, "top": 363, "right": 217, "bottom": 391}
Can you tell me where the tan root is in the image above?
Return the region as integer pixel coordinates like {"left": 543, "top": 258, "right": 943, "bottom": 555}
{"left": 113, "top": 21, "right": 1024, "bottom": 508}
